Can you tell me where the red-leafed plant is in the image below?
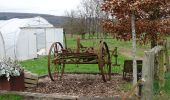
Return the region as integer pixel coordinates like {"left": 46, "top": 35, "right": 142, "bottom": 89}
{"left": 101, "top": 0, "right": 170, "bottom": 47}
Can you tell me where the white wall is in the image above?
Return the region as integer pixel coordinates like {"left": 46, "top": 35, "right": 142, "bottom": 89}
{"left": 16, "top": 29, "right": 37, "bottom": 60}
{"left": 4, "top": 31, "right": 18, "bottom": 59}
{"left": 55, "top": 28, "right": 64, "bottom": 47}
{"left": 35, "top": 29, "right": 46, "bottom": 51}
{"left": 45, "top": 28, "right": 64, "bottom": 55}
{"left": 7, "top": 27, "right": 63, "bottom": 60}
{"left": 0, "top": 33, "right": 5, "bottom": 60}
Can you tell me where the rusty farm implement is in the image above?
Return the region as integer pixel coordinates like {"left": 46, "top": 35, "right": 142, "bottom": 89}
{"left": 48, "top": 37, "right": 111, "bottom": 82}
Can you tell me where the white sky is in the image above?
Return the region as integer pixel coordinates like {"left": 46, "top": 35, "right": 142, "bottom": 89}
{"left": 0, "top": 0, "right": 81, "bottom": 16}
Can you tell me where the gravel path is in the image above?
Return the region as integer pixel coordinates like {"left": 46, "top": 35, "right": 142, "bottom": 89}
{"left": 26, "top": 74, "right": 128, "bottom": 97}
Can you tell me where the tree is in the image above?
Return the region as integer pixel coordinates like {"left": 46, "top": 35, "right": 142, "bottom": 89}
{"left": 131, "top": 10, "right": 137, "bottom": 89}
{"left": 64, "top": 0, "right": 108, "bottom": 39}
{"left": 63, "top": 9, "right": 87, "bottom": 39}
{"left": 76, "top": 8, "right": 87, "bottom": 39}
{"left": 79, "top": 0, "right": 109, "bottom": 39}
{"left": 102, "top": 0, "right": 170, "bottom": 47}
{"left": 63, "top": 10, "right": 77, "bottom": 37}
{"left": 101, "top": 0, "right": 170, "bottom": 88}
{"left": 80, "top": 0, "right": 99, "bottom": 38}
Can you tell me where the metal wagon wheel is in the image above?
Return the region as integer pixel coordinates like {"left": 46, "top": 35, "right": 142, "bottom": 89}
{"left": 48, "top": 42, "right": 65, "bottom": 81}
{"left": 98, "top": 41, "right": 111, "bottom": 82}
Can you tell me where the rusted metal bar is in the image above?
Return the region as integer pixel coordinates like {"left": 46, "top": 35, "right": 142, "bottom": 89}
{"left": 62, "top": 52, "right": 97, "bottom": 56}
{"left": 57, "top": 56, "right": 97, "bottom": 59}
{"left": 59, "top": 62, "right": 98, "bottom": 64}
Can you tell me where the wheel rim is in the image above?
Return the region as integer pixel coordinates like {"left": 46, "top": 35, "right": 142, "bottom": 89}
{"left": 48, "top": 42, "right": 65, "bottom": 81}
{"left": 98, "top": 41, "right": 111, "bottom": 82}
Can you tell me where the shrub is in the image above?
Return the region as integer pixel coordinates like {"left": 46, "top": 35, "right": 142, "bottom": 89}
{"left": 0, "top": 58, "right": 24, "bottom": 81}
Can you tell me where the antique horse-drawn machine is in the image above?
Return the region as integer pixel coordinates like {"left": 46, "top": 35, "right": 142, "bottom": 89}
{"left": 48, "top": 37, "right": 111, "bottom": 82}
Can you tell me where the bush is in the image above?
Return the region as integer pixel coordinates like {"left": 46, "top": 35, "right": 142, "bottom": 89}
{"left": 0, "top": 58, "right": 24, "bottom": 81}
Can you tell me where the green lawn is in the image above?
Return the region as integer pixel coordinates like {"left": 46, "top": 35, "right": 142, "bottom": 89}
{"left": 153, "top": 72, "right": 170, "bottom": 99}
{"left": 66, "top": 34, "right": 150, "bottom": 50}
{"left": 20, "top": 53, "right": 128, "bottom": 76}
{"left": 0, "top": 94, "right": 23, "bottom": 100}
{"left": 164, "top": 73, "right": 170, "bottom": 94}
{"left": 20, "top": 56, "right": 48, "bottom": 76}
{"left": 20, "top": 34, "right": 133, "bottom": 76}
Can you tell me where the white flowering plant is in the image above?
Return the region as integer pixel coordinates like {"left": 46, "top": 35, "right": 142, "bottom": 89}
{"left": 0, "top": 58, "right": 24, "bottom": 81}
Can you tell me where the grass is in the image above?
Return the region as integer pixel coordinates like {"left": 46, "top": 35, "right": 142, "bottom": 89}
{"left": 66, "top": 34, "right": 150, "bottom": 49}
{"left": 0, "top": 94, "right": 23, "bottom": 100}
{"left": 153, "top": 72, "right": 170, "bottom": 99}
{"left": 122, "top": 73, "right": 170, "bottom": 99}
{"left": 20, "top": 53, "right": 128, "bottom": 76}
{"left": 20, "top": 34, "right": 133, "bottom": 76}
{"left": 164, "top": 73, "right": 170, "bottom": 94}
{"left": 20, "top": 56, "right": 48, "bottom": 75}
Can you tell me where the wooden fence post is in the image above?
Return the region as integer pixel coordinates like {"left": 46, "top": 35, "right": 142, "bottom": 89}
{"left": 164, "top": 42, "right": 170, "bottom": 72}
{"left": 142, "top": 51, "right": 155, "bottom": 100}
{"left": 158, "top": 50, "right": 165, "bottom": 89}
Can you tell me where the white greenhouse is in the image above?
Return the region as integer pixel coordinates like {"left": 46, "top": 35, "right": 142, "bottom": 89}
{"left": 0, "top": 17, "right": 64, "bottom": 60}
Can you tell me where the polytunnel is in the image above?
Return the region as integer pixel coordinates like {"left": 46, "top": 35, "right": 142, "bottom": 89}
{"left": 0, "top": 32, "right": 5, "bottom": 60}
{"left": 0, "top": 17, "right": 64, "bottom": 60}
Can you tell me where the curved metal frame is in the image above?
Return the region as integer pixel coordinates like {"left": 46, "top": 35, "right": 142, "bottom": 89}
{"left": 98, "top": 41, "right": 111, "bottom": 82}
{"left": 48, "top": 42, "right": 65, "bottom": 81}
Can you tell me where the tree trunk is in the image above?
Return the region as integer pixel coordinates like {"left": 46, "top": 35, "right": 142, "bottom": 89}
{"left": 81, "top": 32, "right": 85, "bottom": 40}
{"left": 163, "top": 39, "right": 170, "bottom": 72}
{"left": 131, "top": 11, "right": 137, "bottom": 88}
{"left": 158, "top": 50, "right": 165, "bottom": 89}
{"left": 97, "top": 32, "right": 99, "bottom": 39}
{"left": 151, "top": 39, "right": 157, "bottom": 48}
{"left": 71, "top": 33, "right": 73, "bottom": 38}
{"left": 63, "top": 29, "right": 67, "bottom": 49}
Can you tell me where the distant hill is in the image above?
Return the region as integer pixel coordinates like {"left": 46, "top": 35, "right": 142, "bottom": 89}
{"left": 0, "top": 12, "right": 68, "bottom": 27}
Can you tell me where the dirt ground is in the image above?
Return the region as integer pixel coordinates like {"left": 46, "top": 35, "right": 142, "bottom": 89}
{"left": 26, "top": 74, "right": 129, "bottom": 97}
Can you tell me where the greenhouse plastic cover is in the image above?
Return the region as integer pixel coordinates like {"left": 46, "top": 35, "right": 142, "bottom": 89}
{"left": 0, "top": 17, "right": 54, "bottom": 60}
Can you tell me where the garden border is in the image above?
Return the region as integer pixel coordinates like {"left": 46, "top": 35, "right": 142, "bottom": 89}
{"left": 39, "top": 72, "right": 121, "bottom": 78}
{"left": 0, "top": 90, "right": 124, "bottom": 100}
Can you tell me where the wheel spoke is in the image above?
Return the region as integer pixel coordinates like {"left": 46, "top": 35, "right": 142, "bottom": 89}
{"left": 48, "top": 42, "right": 65, "bottom": 81}
{"left": 98, "top": 42, "right": 111, "bottom": 82}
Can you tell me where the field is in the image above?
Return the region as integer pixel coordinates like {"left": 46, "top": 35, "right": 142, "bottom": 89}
{"left": 20, "top": 34, "right": 149, "bottom": 76}
{"left": 19, "top": 34, "right": 170, "bottom": 98}
{"left": 0, "top": 94, "right": 23, "bottom": 100}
